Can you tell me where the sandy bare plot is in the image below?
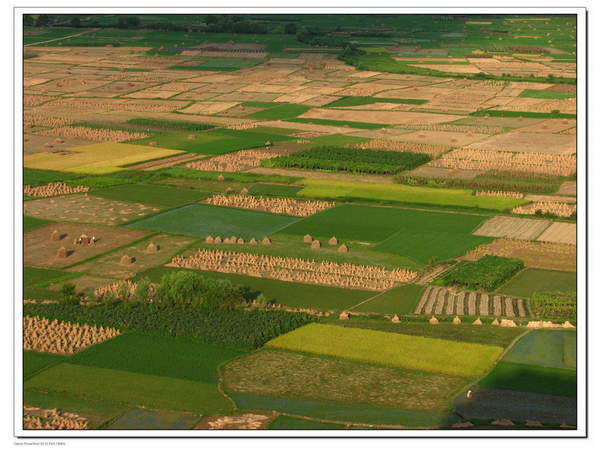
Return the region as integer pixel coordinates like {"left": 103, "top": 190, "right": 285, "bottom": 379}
{"left": 24, "top": 194, "right": 162, "bottom": 226}
{"left": 23, "top": 222, "right": 150, "bottom": 269}
{"left": 298, "top": 108, "right": 463, "bottom": 125}
{"left": 525, "top": 194, "right": 577, "bottom": 204}
{"left": 464, "top": 132, "right": 576, "bottom": 155}
{"left": 410, "top": 64, "right": 484, "bottom": 74}
{"left": 557, "top": 181, "right": 577, "bottom": 196}
{"left": 300, "top": 96, "right": 342, "bottom": 107}
{"left": 512, "top": 119, "right": 577, "bottom": 134}
{"left": 260, "top": 120, "right": 362, "bottom": 134}
{"left": 272, "top": 90, "right": 319, "bottom": 104}
{"left": 337, "top": 102, "right": 415, "bottom": 111}
{"left": 127, "top": 153, "right": 204, "bottom": 170}
{"left": 170, "top": 91, "right": 221, "bottom": 102}
{"left": 536, "top": 222, "right": 577, "bottom": 245}
{"left": 22, "top": 134, "right": 97, "bottom": 157}
{"left": 346, "top": 128, "right": 414, "bottom": 139}
{"left": 473, "top": 216, "right": 552, "bottom": 241}
{"left": 458, "top": 117, "right": 544, "bottom": 128}
{"left": 211, "top": 91, "right": 281, "bottom": 103}
{"left": 497, "top": 97, "right": 577, "bottom": 114}
{"left": 393, "top": 130, "right": 489, "bottom": 147}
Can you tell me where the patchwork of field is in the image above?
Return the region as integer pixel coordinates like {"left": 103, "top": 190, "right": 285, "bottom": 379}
{"left": 473, "top": 216, "right": 552, "bottom": 241}
{"left": 413, "top": 286, "right": 528, "bottom": 317}
{"left": 89, "top": 185, "right": 210, "bottom": 207}
{"left": 464, "top": 132, "right": 576, "bottom": 155}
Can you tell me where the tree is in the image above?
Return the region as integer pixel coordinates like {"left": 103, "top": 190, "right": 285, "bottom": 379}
{"left": 205, "top": 15, "right": 219, "bottom": 25}
{"left": 60, "top": 282, "right": 79, "bottom": 305}
{"left": 116, "top": 15, "right": 141, "bottom": 30}
{"left": 131, "top": 276, "right": 152, "bottom": 306}
{"left": 35, "top": 14, "right": 52, "bottom": 28}
{"left": 70, "top": 17, "right": 81, "bottom": 28}
{"left": 160, "top": 270, "right": 202, "bottom": 309}
{"left": 284, "top": 22, "right": 297, "bottom": 35}
{"left": 23, "top": 15, "right": 34, "bottom": 27}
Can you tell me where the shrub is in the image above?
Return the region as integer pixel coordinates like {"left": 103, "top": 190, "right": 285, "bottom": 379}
{"left": 440, "top": 255, "right": 524, "bottom": 291}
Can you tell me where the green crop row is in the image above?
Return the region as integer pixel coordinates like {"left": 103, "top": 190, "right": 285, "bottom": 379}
{"left": 125, "top": 117, "right": 216, "bottom": 132}
{"left": 529, "top": 292, "right": 577, "bottom": 317}
{"left": 439, "top": 255, "right": 524, "bottom": 291}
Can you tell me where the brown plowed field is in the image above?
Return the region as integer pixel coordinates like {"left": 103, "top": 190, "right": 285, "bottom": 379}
{"left": 536, "top": 222, "right": 577, "bottom": 245}
{"left": 473, "top": 216, "right": 551, "bottom": 241}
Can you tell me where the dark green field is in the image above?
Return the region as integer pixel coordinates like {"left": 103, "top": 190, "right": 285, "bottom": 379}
{"left": 247, "top": 104, "right": 312, "bottom": 120}
{"left": 498, "top": 269, "right": 577, "bottom": 298}
{"left": 352, "top": 284, "right": 424, "bottom": 315}
{"left": 518, "top": 89, "right": 576, "bottom": 100}
{"left": 23, "top": 351, "right": 65, "bottom": 379}
{"left": 108, "top": 409, "right": 200, "bottom": 430}
{"left": 248, "top": 184, "right": 305, "bottom": 197}
{"left": 90, "top": 184, "right": 209, "bottom": 207}
{"left": 501, "top": 330, "right": 576, "bottom": 369}
{"left": 127, "top": 203, "right": 301, "bottom": 238}
{"left": 23, "top": 215, "right": 53, "bottom": 232}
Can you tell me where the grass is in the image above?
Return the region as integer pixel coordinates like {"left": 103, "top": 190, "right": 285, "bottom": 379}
{"left": 23, "top": 169, "right": 83, "bottom": 186}
{"left": 89, "top": 184, "right": 210, "bottom": 207}
{"left": 248, "top": 184, "right": 305, "bottom": 197}
{"left": 351, "top": 284, "right": 424, "bottom": 315}
{"left": 127, "top": 203, "right": 301, "bottom": 239}
{"left": 246, "top": 104, "right": 312, "bottom": 120}
{"left": 24, "top": 142, "right": 184, "bottom": 174}
{"left": 276, "top": 204, "right": 491, "bottom": 243}
{"left": 131, "top": 266, "right": 376, "bottom": 311}
{"left": 23, "top": 215, "right": 53, "bottom": 232}
{"left": 477, "top": 361, "right": 576, "bottom": 397}
{"left": 24, "top": 363, "right": 233, "bottom": 415}
{"left": 373, "top": 229, "right": 493, "bottom": 264}
{"left": 67, "top": 332, "right": 247, "bottom": 383}
{"left": 23, "top": 351, "right": 65, "bottom": 380}
{"left": 107, "top": 408, "right": 200, "bottom": 430}
{"left": 266, "top": 323, "right": 503, "bottom": 377}
{"left": 497, "top": 268, "right": 577, "bottom": 298}
{"left": 518, "top": 89, "right": 576, "bottom": 100}
{"left": 24, "top": 267, "right": 72, "bottom": 288}
{"left": 211, "top": 128, "right": 295, "bottom": 144}
{"left": 501, "top": 330, "right": 576, "bottom": 369}
{"left": 222, "top": 349, "right": 472, "bottom": 412}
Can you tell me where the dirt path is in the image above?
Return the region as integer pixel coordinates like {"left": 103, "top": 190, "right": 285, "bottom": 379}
{"left": 243, "top": 167, "right": 394, "bottom": 183}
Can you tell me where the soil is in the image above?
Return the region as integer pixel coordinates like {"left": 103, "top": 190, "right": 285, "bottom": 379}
{"left": 194, "top": 413, "right": 275, "bottom": 430}
{"left": 556, "top": 181, "right": 577, "bottom": 196}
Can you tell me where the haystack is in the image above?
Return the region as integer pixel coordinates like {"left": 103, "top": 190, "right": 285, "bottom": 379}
{"left": 188, "top": 134, "right": 196, "bottom": 140}
{"left": 217, "top": 174, "right": 225, "bottom": 181}
{"left": 226, "top": 187, "right": 233, "bottom": 193}
{"left": 492, "top": 420, "right": 515, "bottom": 427}
{"left": 418, "top": 132, "right": 425, "bottom": 138}
{"left": 452, "top": 316, "right": 462, "bottom": 324}
{"left": 429, "top": 316, "right": 439, "bottom": 324}
{"left": 338, "top": 244, "right": 348, "bottom": 253}
{"left": 339, "top": 311, "right": 349, "bottom": 320}
{"left": 146, "top": 243, "right": 159, "bottom": 252}
{"left": 230, "top": 236, "right": 237, "bottom": 243}
{"left": 563, "top": 321, "right": 575, "bottom": 328}
{"left": 249, "top": 238, "right": 257, "bottom": 245}
{"left": 311, "top": 240, "right": 321, "bottom": 249}
{"left": 206, "top": 235, "right": 214, "bottom": 243}
{"left": 500, "top": 319, "right": 517, "bottom": 327}
{"left": 450, "top": 136, "right": 457, "bottom": 143}
{"left": 56, "top": 247, "right": 67, "bottom": 259}
{"left": 526, "top": 421, "right": 543, "bottom": 427}
{"left": 491, "top": 318, "right": 500, "bottom": 325}
{"left": 237, "top": 238, "right": 245, "bottom": 244}
{"left": 223, "top": 238, "right": 231, "bottom": 244}
{"left": 43, "top": 143, "right": 52, "bottom": 149}
{"left": 303, "top": 234, "right": 312, "bottom": 243}
{"left": 518, "top": 116, "right": 523, "bottom": 121}
{"left": 391, "top": 314, "right": 400, "bottom": 323}
{"left": 262, "top": 237, "right": 271, "bottom": 245}
{"left": 214, "top": 236, "right": 222, "bottom": 244}
{"left": 54, "top": 138, "right": 63, "bottom": 144}
{"left": 50, "top": 230, "right": 60, "bottom": 242}
{"left": 473, "top": 318, "right": 483, "bottom": 325}
{"left": 120, "top": 255, "right": 133, "bottom": 265}
{"left": 240, "top": 188, "right": 249, "bottom": 195}
{"left": 328, "top": 237, "right": 338, "bottom": 245}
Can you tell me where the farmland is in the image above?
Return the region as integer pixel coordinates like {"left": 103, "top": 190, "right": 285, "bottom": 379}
{"left": 20, "top": 11, "right": 579, "bottom": 433}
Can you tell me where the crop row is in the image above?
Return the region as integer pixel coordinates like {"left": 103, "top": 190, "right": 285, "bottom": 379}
{"left": 439, "top": 255, "right": 524, "bottom": 291}
{"left": 529, "top": 292, "right": 576, "bottom": 317}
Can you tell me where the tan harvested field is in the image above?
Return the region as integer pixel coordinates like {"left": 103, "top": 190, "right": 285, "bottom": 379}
{"left": 23, "top": 134, "right": 97, "bottom": 156}
{"left": 298, "top": 108, "right": 463, "bottom": 125}
{"left": 353, "top": 139, "right": 451, "bottom": 158}
{"left": 127, "top": 153, "right": 204, "bottom": 170}
{"left": 45, "top": 275, "right": 119, "bottom": 294}
{"left": 205, "top": 195, "right": 333, "bottom": 217}
{"left": 374, "top": 86, "right": 452, "bottom": 100}
{"left": 337, "top": 102, "right": 415, "bottom": 111}
{"left": 211, "top": 91, "right": 281, "bottom": 103}
{"left": 493, "top": 97, "right": 576, "bottom": 114}
{"left": 557, "top": 181, "right": 577, "bottom": 196}
{"left": 217, "top": 106, "right": 266, "bottom": 117}
{"left": 259, "top": 120, "right": 363, "bottom": 135}
{"left": 194, "top": 413, "right": 274, "bottom": 430}
{"left": 458, "top": 116, "right": 544, "bottom": 128}
{"left": 187, "top": 149, "right": 281, "bottom": 172}
{"left": 24, "top": 194, "right": 162, "bottom": 225}
{"left": 513, "top": 202, "right": 576, "bottom": 218}
{"left": 300, "top": 95, "right": 342, "bottom": 107}
{"left": 536, "top": 222, "right": 577, "bottom": 245}
{"left": 23, "top": 222, "right": 149, "bottom": 268}
{"left": 407, "top": 166, "right": 483, "bottom": 179}
{"left": 463, "top": 238, "right": 576, "bottom": 272}
{"left": 463, "top": 132, "right": 576, "bottom": 155}
{"left": 525, "top": 194, "right": 577, "bottom": 204}
{"left": 179, "top": 101, "right": 239, "bottom": 115}
{"left": 35, "top": 126, "right": 148, "bottom": 142}
{"left": 67, "top": 234, "right": 198, "bottom": 278}
{"left": 473, "top": 216, "right": 551, "bottom": 241}
{"left": 410, "top": 64, "right": 484, "bottom": 74}
{"left": 512, "top": 119, "right": 577, "bottom": 134}
{"left": 32, "top": 98, "right": 189, "bottom": 114}
{"left": 391, "top": 130, "right": 489, "bottom": 147}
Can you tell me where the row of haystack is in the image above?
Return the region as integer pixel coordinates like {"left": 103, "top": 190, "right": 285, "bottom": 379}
{"left": 36, "top": 126, "right": 148, "bottom": 143}
{"left": 47, "top": 99, "right": 175, "bottom": 113}
{"left": 207, "top": 195, "right": 333, "bottom": 217}
{"left": 394, "top": 123, "right": 504, "bottom": 135}
{"left": 476, "top": 190, "right": 524, "bottom": 199}
{"left": 25, "top": 182, "right": 89, "bottom": 198}
{"left": 23, "top": 115, "right": 74, "bottom": 128}
{"left": 353, "top": 139, "right": 450, "bottom": 158}
{"left": 23, "top": 316, "right": 120, "bottom": 354}
{"left": 93, "top": 280, "right": 137, "bottom": 300}
{"left": 206, "top": 235, "right": 271, "bottom": 245}
{"left": 186, "top": 150, "right": 278, "bottom": 172}
{"left": 227, "top": 123, "right": 258, "bottom": 130}
{"left": 512, "top": 201, "right": 576, "bottom": 218}
{"left": 23, "top": 95, "right": 52, "bottom": 107}
{"left": 24, "top": 415, "right": 88, "bottom": 430}
{"left": 297, "top": 139, "right": 310, "bottom": 144}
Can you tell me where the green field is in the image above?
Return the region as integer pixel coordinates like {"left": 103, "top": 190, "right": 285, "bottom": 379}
{"left": 23, "top": 215, "right": 53, "bottom": 232}
{"left": 247, "top": 104, "right": 312, "bottom": 120}
{"left": 129, "top": 132, "right": 264, "bottom": 155}
{"left": 23, "top": 351, "right": 65, "bottom": 380}
{"left": 267, "top": 323, "right": 503, "bottom": 377}
{"left": 127, "top": 203, "right": 301, "bottom": 239}
{"left": 501, "top": 330, "right": 576, "bottom": 369}
{"left": 296, "top": 178, "right": 529, "bottom": 210}
{"left": 498, "top": 269, "right": 577, "bottom": 298}
{"left": 108, "top": 409, "right": 200, "bottom": 430}
{"left": 248, "top": 184, "right": 305, "bottom": 197}
{"left": 352, "top": 284, "right": 424, "bottom": 315}
{"left": 90, "top": 184, "right": 209, "bottom": 207}
{"left": 24, "top": 363, "right": 232, "bottom": 414}
{"left": 23, "top": 169, "right": 83, "bottom": 186}
{"left": 373, "top": 229, "right": 493, "bottom": 264}
{"left": 518, "top": 89, "right": 576, "bottom": 100}
{"left": 276, "top": 204, "right": 491, "bottom": 243}
{"left": 24, "top": 267, "right": 72, "bottom": 288}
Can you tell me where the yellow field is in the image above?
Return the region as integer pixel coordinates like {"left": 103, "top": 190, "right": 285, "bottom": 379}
{"left": 23, "top": 142, "right": 184, "bottom": 174}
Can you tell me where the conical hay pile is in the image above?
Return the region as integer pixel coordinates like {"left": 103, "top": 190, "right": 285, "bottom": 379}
{"left": 188, "top": 134, "right": 196, "bottom": 140}
{"left": 149, "top": 142, "right": 158, "bottom": 146}
{"left": 303, "top": 234, "right": 312, "bottom": 243}
{"left": 391, "top": 315, "right": 400, "bottom": 323}
{"left": 311, "top": 240, "right": 321, "bottom": 249}
{"left": 328, "top": 237, "right": 338, "bottom": 245}
{"left": 262, "top": 237, "right": 271, "bottom": 245}
{"left": 206, "top": 235, "right": 214, "bottom": 243}
{"left": 146, "top": 243, "right": 159, "bottom": 252}
{"left": 50, "top": 230, "right": 60, "bottom": 242}
{"left": 339, "top": 311, "right": 349, "bottom": 320}
{"left": 429, "top": 316, "right": 439, "bottom": 324}
{"left": 453, "top": 316, "right": 462, "bottom": 324}
{"left": 237, "top": 238, "right": 245, "bottom": 244}
{"left": 338, "top": 244, "right": 348, "bottom": 253}
{"left": 217, "top": 175, "right": 225, "bottom": 181}
{"left": 473, "top": 318, "right": 482, "bottom": 325}
{"left": 214, "top": 236, "right": 222, "bottom": 244}
{"left": 223, "top": 238, "right": 231, "bottom": 244}
{"left": 491, "top": 318, "right": 499, "bottom": 325}
{"left": 56, "top": 247, "right": 67, "bottom": 259}
{"left": 119, "top": 255, "right": 133, "bottom": 265}
{"left": 249, "top": 238, "right": 257, "bottom": 244}
{"left": 240, "top": 188, "right": 249, "bottom": 195}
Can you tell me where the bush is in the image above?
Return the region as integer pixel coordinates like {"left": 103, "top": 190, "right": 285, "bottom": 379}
{"left": 440, "top": 255, "right": 524, "bottom": 291}
{"left": 60, "top": 283, "right": 79, "bottom": 305}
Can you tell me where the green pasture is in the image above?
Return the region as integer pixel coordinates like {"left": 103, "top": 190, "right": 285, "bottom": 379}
{"left": 127, "top": 203, "right": 300, "bottom": 239}
{"left": 89, "top": 184, "right": 209, "bottom": 207}
{"left": 128, "top": 132, "right": 263, "bottom": 155}
{"left": 23, "top": 351, "right": 65, "bottom": 380}
{"left": 295, "top": 179, "right": 529, "bottom": 210}
{"left": 67, "top": 332, "right": 246, "bottom": 383}
{"left": 518, "top": 89, "right": 576, "bottom": 100}
{"left": 276, "top": 204, "right": 491, "bottom": 243}
{"left": 23, "top": 169, "right": 83, "bottom": 186}
{"left": 373, "top": 229, "right": 493, "bottom": 264}
{"left": 24, "top": 363, "right": 232, "bottom": 414}
{"left": 247, "top": 104, "right": 312, "bottom": 120}
{"left": 24, "top": 267, "right": 72, "bottom": 288}
{"left": 501, "top": 330, "right": 576, "bottom": 369}
{"left": 266, "top": 323, "right": 503, "bottom": 377}
{"left": 23, "top": 215, "right": 53, "bottom": 232}
{"left": 497, "top": 269, "right": 577, "bottom": 298}
{"left": 351, "top": 284, "right": 424, "bottom": 315}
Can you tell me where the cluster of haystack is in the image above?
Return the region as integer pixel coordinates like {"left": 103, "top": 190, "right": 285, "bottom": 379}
{"left": 433, "top": 148, "right": 576, "bottom": 176}
{"left": 206, "top": 235, "right": 268, "bottom": 246}
{"left": 227, "top": 123, "right": 258, "bottom": 130}
{"left": 527, "top": 320, "right": 575, "bottom": 329}
{"left": 476, "top": 190, "right": 524, "bottom": 198}
{"left": 296, "top": 139, "right": 310, "bottom": 144}
{"left": 513, "top": 201, "right": 576, "bottom": 218}
{"left": 24, "top": 415, "right": 88, "bottom": 430}
{"left": 24, "top": 95, "right": 52, "bottom": 107}
{"left": 93, "top": 280, "right": 138, "bottom": 299}
{"left": 24, "top": 182, "right": 89, "bottom": 198}
{"left": 335, "top": 86, "right": 381, "bottom": 97}
{"left": 171, "top": 249, "right": 416, "bottom": 290}
{"left": 23, "top": 115, "right": 75, "bottom": 128}
{"left": 187, "top": 150, "right": 278, "bottom": 172}
{"left": 353, "top": 140, "right": 450, "bottom": 158}
{"left": 23, "top": 316, "right": 120, "bottom": 354}
{"left": 46, "top": 99, "right": 175, "bottom": 113}
{"left": 206, "top": 195, "right": 333, "bottom": 216}
{"left": 105, "top": 74, "right": 178, "bottom": 83}
{"left": 394, "top": 123, "right": 503, "bottom": 134}
{"left": 36, "top": 126, "right": 149, "bottom": 142}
